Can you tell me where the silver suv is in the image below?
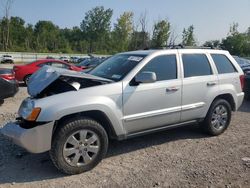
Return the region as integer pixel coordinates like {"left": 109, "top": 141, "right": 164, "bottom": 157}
{"left": 1, "top": 49, "right": 245, "bottom": 174}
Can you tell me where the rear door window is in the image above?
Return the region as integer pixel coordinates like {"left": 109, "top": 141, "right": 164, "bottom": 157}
{"left": 211, "top": 54, "right": 237, "bottom": 74}
{"left": 182, "top": 54, "right": 212, "bottom": 78}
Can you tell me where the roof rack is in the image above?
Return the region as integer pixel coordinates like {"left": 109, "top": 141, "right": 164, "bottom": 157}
{"left": 166, "top": 44, "right": 216, "bottom": 49}
{"left": 145, "top": 44, "right": 220, "bottom": 50}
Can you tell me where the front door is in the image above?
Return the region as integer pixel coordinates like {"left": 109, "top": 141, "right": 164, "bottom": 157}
{"left": 122, "top": 53, "right": 182, "bottom": 134}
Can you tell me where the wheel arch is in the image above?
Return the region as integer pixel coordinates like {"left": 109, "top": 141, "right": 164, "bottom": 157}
{"left": 213, "top": 93, "right": 236, "bottom": 111}
{"left": 53, "top": 110, "right": 119, "bottom": 140}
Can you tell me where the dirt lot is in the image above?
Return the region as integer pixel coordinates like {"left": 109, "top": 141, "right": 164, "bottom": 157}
{"left": 0, "top": 87, "right": 250, "bottom": 187}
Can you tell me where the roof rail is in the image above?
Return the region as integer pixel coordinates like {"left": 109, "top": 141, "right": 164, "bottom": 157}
{"left": 167, "top": 44, "right": 216, "bottom": 49}
{"left": 144, "top": 44, "right": 221, "bottom": 50}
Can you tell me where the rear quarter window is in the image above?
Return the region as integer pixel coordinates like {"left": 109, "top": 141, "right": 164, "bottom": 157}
{"left": 211, "top": 54, "right": 237, "bottom": 74}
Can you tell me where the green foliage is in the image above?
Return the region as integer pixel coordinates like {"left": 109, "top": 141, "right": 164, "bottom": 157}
{"left": 203, "top": 40, "right": 220, "bottom": 48}
{"left": 151, "top": 19, "right": 170, "bottom": 48}
{"left": 129, "top": 31, "right": 150, "bottom": 50}
{"left": 80, "top": 6, "right": 113, "bottom": 53}
{"left": 182, "top": 25, "right": 196, "bottom": 46}
{"left": 112, "top": 12, "right": 133, "bottom": 53}
{"left": 0, "top": 7, "right": 250, "bottom": 56}
{"left": 220, "top": 23, "right": 250, "bottom": 56}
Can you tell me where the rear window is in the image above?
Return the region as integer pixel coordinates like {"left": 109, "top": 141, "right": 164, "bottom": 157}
{"left": 211, "top": 54, "right": 237, "bottom": 74}
{"left": 182, "top": 54, "right": 212, "bottom": 78}
{"left": 0, "top": 69, "right": 13, "bottom": 74}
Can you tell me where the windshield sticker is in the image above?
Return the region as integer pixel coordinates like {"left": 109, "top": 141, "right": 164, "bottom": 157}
{"left": 112, "top": 74, "right": 122, "bottom": 79}
{"left": 128, "top": 56, "right": 143, "bottom": 62}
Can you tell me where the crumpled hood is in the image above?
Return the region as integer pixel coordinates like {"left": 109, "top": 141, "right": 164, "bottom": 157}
{"left": 27, "top": 66, "right": 113, "bottom": 97}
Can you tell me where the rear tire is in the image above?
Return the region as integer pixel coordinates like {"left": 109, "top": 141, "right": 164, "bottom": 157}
{"left": 50, "top": 117, "right": 108, "bottom": 175}
{"left": 202, "top": 99, "right": 231, "bottom": 136}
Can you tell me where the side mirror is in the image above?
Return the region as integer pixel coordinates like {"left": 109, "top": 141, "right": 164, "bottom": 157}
{"left": 135, "top": 71, "right": 157, "bottom": 84}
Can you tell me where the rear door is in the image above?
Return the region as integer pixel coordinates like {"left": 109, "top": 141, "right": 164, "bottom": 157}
{"left": 179, "top": 50, "right": 219, "bottom": 122}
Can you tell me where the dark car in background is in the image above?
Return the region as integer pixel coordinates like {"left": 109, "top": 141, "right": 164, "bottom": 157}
{"left": 76, "top": 57, "right": 108, "bottom": 72}
{"left": 234, "top": 56, "right": 250, "bottom": 99}
{"left": 0, "top": 68, "right": 18, "bottom": 101}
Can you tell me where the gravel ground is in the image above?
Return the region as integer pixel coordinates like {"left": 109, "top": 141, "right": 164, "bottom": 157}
{"left": 0, "top": 88, "right": 250, "bottom": 188}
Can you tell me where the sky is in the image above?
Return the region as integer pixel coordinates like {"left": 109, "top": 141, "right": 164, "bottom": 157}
{"left": 2, "top": 0, "right": 250, "bottom": 44}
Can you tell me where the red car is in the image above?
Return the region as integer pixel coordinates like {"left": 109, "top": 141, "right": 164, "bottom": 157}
{"left": 13, "top": 59, "right": 83, "bottom": 84}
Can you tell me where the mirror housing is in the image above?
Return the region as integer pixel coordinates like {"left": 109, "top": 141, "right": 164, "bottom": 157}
{"left": 135, "top": 71, "right": 157, "bottom": 84}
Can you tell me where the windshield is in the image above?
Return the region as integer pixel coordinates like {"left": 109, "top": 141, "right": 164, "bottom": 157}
{"left": 78, "top": 59, "right": 91, "bottom": 66}
{"left": 90, "top": 54, "right": 146, "bottom": 81}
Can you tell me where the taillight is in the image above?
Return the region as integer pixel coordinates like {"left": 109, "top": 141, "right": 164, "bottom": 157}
{"left": 240, "top": 75, "right": 245, "bottom": 91}
{"left": 0, "top": 74, "right": 15, "bottom": 81}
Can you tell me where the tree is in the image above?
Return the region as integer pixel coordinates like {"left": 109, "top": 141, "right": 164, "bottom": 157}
{"left": 220, "top": 23, "right": 250, "bottom": 56}
{"left": 34, "top": 21, "right": 62, "bottom": 52}
{"left": 112, "top": 12, "right": 133, "bottom": 52}
{"left": 182, "top": 25, "right": 196, "bottom": 46}
{"left": 203, "top": 40, "right": 220, "bottom": 48}
{"left": 128, "top": 11, "right": 150, "bottom": 50}
{"left": 129, "top": 31, "right": 150, "bottom": 50}
{"left": 168, "top": 28, "right": 179, "bottom": 46}
{"left": 229, "top": 22, "right": 239, "bottom": 36}
{"left": 151, "top": 19, "right": 171, "bottom": 48}
{"left": 25, "top": 24, "right": 35, "bottom": 51}
{"left": 8, "top": 17, "right": 26, "bottom": 51}
{"left": 61, "top": 27, "right": 86, "bottom": 53}
{"left": 139, "top": 11, "right": 149, "bottom": 49}
{"left": 1, "top": 0, "right": 14, "bottom": 51}
{"left": 80, "top": 6, "right": 113, "bottom": 53}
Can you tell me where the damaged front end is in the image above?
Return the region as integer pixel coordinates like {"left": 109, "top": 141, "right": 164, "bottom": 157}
{"left": 1, "top": 66, "right": 114, "bottom": 153}
{"left": 28, "top": 66, "right": 113, "bottom": 98}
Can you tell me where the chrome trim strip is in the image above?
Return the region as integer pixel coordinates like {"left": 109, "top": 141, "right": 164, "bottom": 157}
{"left": 123, "top": 102, "right": 205, "bottom": 122}
{"left": 123, "top": 106, "right": 182, "bottom": 122}
{"left": 182, "top": 102, "right": 205, "bottom": 111}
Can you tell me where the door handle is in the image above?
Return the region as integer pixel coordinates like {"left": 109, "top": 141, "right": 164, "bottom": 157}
{"left": 166, "top": 87, "right": 179, "bottom": 93}
{"left": 207, "top": 82, "right": 217, "bottom": 86}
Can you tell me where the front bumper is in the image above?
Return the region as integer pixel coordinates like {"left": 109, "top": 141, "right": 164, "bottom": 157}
{"left": 0, "top": 121, "right": 54, "bottom": 153}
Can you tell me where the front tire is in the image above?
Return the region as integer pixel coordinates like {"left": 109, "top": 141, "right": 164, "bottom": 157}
{"left": 50, "top": 117, "right": 108, "bottom": 175}
{"left": 202, "top": 99, "right": 232, "bottom": 136}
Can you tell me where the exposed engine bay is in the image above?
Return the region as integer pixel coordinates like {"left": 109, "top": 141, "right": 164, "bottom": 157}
{"left": 27, "top": 66, "right": 113, "bottom": 98}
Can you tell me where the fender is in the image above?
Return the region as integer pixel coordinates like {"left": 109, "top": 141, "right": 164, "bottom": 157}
{"left": 34, "top": 82, "right": 126, "bottom": 137}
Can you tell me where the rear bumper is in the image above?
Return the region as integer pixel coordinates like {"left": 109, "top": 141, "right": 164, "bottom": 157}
{"left": 236, "top": 92, "right": 245, "bottom": 110}
{"left": 0, "top": 79, "right": 19, "bottom": 100}
{"left": 0, "top": 121, "right": 54, "bottom": 153}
